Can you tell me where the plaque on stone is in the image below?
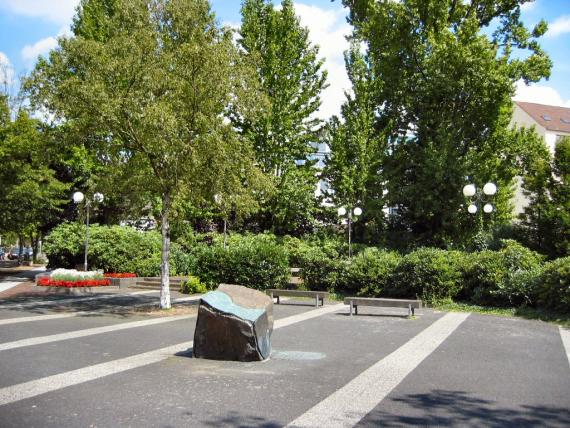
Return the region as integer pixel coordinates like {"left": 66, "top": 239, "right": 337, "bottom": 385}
{"left": 193, "top": 284, "right": 273, "bottom": 361}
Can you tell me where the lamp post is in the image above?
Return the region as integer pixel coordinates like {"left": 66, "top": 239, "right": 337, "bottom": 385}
{"left": 462, "top": 181, "right": 497, "bottom": 219}
{"left": 214, "top": 194, "right": 228, "bottom": 250}
{"left": 338, "top": 206, "right": 362, "bottom": 257}
{"left": 73, "top": 191, "right": 104, "bottom": 271}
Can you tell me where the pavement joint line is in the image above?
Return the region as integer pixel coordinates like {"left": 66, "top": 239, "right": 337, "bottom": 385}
{"left": 559, "top": 327, "right": 570, "bottom": 369}
{"left": 0, "top": 303, "right": 345, "bottom": 406}
{"left": 286, "top": 311, "right": 471, "bottom": 428}
{"left": 0, "top": 315, "right": 195, "bottom": 352}
{"left": 0, "top": 290, "right": 158, "bottom": 310}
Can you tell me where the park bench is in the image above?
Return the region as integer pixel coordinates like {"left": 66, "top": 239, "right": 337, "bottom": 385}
{"left": 344, "top": 297, "right": 422, "bottom": 317}
{"left": 266, "top": 289, "right": 329, "bottom": 307}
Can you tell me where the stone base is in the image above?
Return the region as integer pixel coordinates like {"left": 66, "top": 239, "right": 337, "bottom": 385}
{"left": 43, "top": 287, "right": 94, "bottom": 295}
{"left": 107, "top": 277, "right": 137, "bottom": 288}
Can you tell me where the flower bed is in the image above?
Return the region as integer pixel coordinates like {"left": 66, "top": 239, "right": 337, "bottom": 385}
{"left": 37, "top": 269, "right": 110, "bottom": 288}
{"left": 104, "top": 273, "right": 137, "bottom": 278}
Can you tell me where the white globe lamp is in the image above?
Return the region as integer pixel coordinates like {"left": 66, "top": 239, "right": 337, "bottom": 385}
{"left": 72, "top": 191, "right": 85, "bottom": 203}
{"left": 483, "top": 182, "right": 497, "bottom": 196}
{"left": 353, "top": 207, "right": 363, "bottom": 216}
{"left": 338, "top": 207, "right": 347, "bottom": 216}
{"left": 483, "top": 203, "right": 494, "bottom": 213}
{"left": 467, "top": 204, "right": 478, "bottom": 214}
{"left": 462, "top": 184, "right": 476, "bottom": 197}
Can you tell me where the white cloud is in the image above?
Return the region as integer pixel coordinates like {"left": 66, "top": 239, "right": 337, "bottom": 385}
{"left": 520, "top": 1, "right": 538, "bottom": 12}
{"left": 546, "top": 15, "right": 570, "bottom": 37}
{"left": 0, "top": 52, "right": 14, "bottom": 87}
{"left": 514, "top": 80, "right": 570, "bottom": 107}
{"left": 21, "top": 36, "right": 58, "bottom": 65}
{"left": 293, "top": 2, "right": 352, "bottom": 119}
{"left": 0, "top": 0, "right": 79, "bottom": 26}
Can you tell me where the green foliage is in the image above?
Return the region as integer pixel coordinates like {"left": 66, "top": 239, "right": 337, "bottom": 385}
{"left": 462, "top": 240, "right": 544, "bottom": 307}
{"left": 324, "top": 41, "right": 385, "bottom": 233}
{"left": 341, "top": 0, "right": 551, "bottom": 247}
{"left": 0, "top": 104, "right": 70, "bottom": 244}
{"left": 339, "top": 248, "right": 401, "bottom": 296}
{"left": 389, "top": 248, "right": 465, "bottom": 304}
{"left": 299, "top": 247, "right": 343, "bottom": 292}
{"left": 521, "top": 136, "right": 570, "bottom": 258}
{"left": 26, "top": 0, "right": 268, "bottom": 307}
{"left": 179, "top": 276, "right": 208, "bottom": 295}
{"left": 44, "top": 223, "right": 164, "bottom": 276}
{"left": 235, "top": 0, "right": 327, "bottom": 234}
{"left": 537, "top": 257, "right": 570, "bottom": 312}
{"left": 176, "top": 235, "right": 289, "bottom": 291}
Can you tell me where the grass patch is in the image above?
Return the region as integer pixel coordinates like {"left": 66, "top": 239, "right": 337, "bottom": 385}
{"left": 434, "top": 300, "right": 570, "bottom": 328}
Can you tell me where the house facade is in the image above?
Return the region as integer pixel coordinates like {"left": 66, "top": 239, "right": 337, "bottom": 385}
{"left": 510, "top": 101, "right": 570, "bottom": 214}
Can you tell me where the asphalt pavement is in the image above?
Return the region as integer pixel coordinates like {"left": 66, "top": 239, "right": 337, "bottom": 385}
{"left": 0, "top": 278, "right": 568, "bottom": 427}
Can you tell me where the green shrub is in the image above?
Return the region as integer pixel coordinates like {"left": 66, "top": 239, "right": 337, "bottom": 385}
{"left": 337, "top": 248, "right": 401, "bottom": 296}
{"left": 180, "top": 276, "right": 208, "bottom": 294}
{"left": 187, "top": 237, "right": 289, "bottom": 291}
{"left": 44, "top": 223, "right": 165, "bottom": 276}
{"left": 389, "top": 248, "right": 465, "bottom": 304}
{"left": 462, "top": 240, "right": 544, "bottom": 307}
{"left": 537, "top": 257, "right": 570, "bottom": 312}
{"left": 299, "top": 246, "right": 343, "bottom": 292}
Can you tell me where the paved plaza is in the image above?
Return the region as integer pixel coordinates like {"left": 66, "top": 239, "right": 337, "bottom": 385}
{"left": 0, "top": 273, "right": 569, "bottom": 427}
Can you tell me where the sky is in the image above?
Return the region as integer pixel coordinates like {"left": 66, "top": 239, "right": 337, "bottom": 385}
{"left": 1, "top": 0, "right": 569, "bottom": 120}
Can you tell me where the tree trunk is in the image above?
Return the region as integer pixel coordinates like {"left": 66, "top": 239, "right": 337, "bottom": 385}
{"left": 160, "top": 192, "right": 172, "bottom": 309}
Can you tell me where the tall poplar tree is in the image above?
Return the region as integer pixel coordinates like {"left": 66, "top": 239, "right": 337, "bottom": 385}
{"left": 324, "top": 41, "right": 385, "bottom": 241}
{"left": 26, "top": 0, "right": 265, "bottom": 308}
{"left": 342, "top": 0, "right": 552, "bottom": 247}
{"left": 234, "top": 0, "right": 328, "bottom": 234}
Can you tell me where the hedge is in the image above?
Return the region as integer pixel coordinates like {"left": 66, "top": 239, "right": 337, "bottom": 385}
{"left": 44, "top": 223, "right": 165, "bottom": 277}
{"left": 176, "top": 235, "right": 290, "bottom": 291}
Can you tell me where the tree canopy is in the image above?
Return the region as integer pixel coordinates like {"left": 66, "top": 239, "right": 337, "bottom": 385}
{"left": 26, "top": 0, "right": 266, "bottom": 307}
{"left": 338, "top": 0, "right": 552, "bottom": 247}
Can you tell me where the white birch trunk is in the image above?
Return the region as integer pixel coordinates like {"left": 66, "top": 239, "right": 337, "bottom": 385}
{"left": 160, "top": 193, "right": 171, "bottom": 309}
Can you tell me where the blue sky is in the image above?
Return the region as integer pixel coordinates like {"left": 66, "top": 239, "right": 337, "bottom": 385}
{"left": 1, "top": 0, "right": 569, "bottom": 119}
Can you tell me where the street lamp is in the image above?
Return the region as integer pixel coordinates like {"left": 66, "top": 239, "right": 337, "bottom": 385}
{"left": 214, "top": 194, "right": 228, "bottom": 250}
{"left": 462, "top": 181, "right": 497, "bottom": 216}
{"left": 338, "top": 205, "right": 362, "bottom": 257}
{"left": 73, "top": 191, "right": 104, "bottom": 271}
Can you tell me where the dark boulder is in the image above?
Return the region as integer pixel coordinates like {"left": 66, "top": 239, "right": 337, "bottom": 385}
{"left": 193, "top": 284, "right": 273, "bottom": 361}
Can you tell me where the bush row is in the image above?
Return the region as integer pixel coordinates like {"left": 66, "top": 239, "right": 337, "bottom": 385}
{"left": 44, "top": 225, "right": 568, "bottom": 312}
{"left": 301, "top": 240, "right": 568, "bottom": 310}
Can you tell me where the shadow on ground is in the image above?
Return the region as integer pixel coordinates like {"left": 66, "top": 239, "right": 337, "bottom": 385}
{"left": 361, "top": 389, "right": 570, "bottom": 427}
{"left": 0, "top": 293, "right": 197, "bottom": 317}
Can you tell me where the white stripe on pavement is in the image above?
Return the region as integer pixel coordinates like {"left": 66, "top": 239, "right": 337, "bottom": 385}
{"left": 0, "top": 315, "right": 195, "bottom": 352}
{"left": 0, "top": 303, "right": 345, "bottom": 406}
{"left": 0, "top": 312, "right": 93, "bottom": 326}
{"left": 0, "top": 282, "right": 24, "bottom": 293}
{"left": 0, "top": 341, "right": 194, "bottom": 406}
{"left": 286, "top": 312, "right": 471, "bottom": 428}
{"left": 560, "top": 327, "right": 570, "bottom": 369}
{"left": 0, "top": 290, "right": 157, "bottom": 310}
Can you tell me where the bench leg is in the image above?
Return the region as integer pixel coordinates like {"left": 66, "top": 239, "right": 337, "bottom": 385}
{"left": 354, "top": 305, "right": 358, "bottom": 315}
{"left": 277, "top": 296, "right": 280, "bottom": 304}
{"left": 315, "top": 296, "right": 318, "bottom": 307}
{"left": 349, "top": 301, "right": 353, "bottom": 316}
{"left": 408, "top": 304, "right": 415, "bottom": 317}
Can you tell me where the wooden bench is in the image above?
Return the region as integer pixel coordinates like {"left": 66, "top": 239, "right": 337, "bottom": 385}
{"left": 344, "top": 297, "right": 422, "bottom": 317}
{"left": 266, "top": 289, "right": 329, "bottom": 307}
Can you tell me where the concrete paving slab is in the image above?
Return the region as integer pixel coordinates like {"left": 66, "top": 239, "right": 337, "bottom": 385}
{"left": 357, "top": 314, "right": 570, "bottom": 427}
{"left": 0, "top": 307, "right": 444, "bottom": 427}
